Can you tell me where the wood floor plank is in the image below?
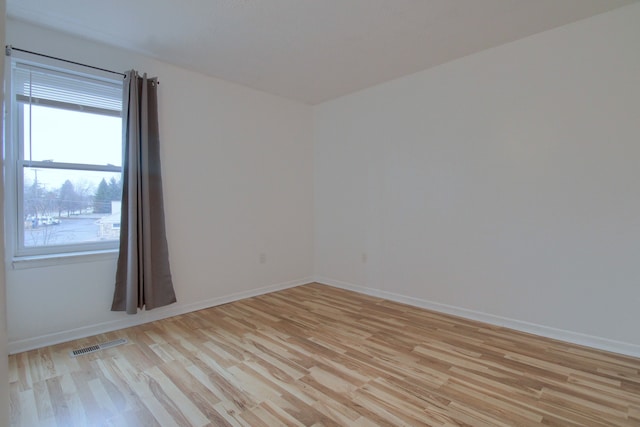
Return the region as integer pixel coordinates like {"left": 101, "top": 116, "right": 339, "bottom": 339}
{"left": 8, "top": 283, "right": 640, "bottom": 426}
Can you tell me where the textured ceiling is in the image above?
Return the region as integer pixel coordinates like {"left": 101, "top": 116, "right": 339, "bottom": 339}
{"left": 7, "top": 0, "right": 638, "bottom": 104}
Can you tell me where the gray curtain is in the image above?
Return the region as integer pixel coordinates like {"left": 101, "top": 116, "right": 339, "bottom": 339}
{"left": 111, "top": 70, "right": 176, "bottom": 314}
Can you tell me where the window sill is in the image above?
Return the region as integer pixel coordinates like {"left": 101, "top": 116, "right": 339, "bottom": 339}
{"left": 11, "top": 249, "right": 119, "bottom": 270}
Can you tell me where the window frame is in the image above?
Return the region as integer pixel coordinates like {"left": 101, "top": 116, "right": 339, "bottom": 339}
{"left": 4, "top": 54, "right": 124, "bottom": 261}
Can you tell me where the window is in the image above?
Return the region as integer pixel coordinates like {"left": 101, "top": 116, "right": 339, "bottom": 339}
{"left": 5, "top": 58, "right": 124, "bottom": 258}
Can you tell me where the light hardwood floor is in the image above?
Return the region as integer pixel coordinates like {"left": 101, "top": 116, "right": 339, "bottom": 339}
{"left": 8, "top": 283, "right": 640, "bottom": 426}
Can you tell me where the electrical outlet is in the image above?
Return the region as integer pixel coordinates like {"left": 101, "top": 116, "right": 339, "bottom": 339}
{"left": 260, "top": 253, "right": 266, "bottom": 264}
{"left": 362, "top": 252, "right": 368, "bottom": 263}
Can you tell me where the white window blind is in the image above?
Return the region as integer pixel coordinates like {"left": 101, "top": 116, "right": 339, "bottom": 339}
{"left": 13, "top": 63, "right": 122, "bottom": 115}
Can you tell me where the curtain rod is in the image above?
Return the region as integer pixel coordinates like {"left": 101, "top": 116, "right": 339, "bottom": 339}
{"left": 5, "top": 45, "right": 126, "bottom": 78}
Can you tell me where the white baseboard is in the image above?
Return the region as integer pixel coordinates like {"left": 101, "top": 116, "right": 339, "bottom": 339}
{"left": 8, "top": 277, "right": 313, "bottom": 354}
{"left": 315, "top": 276, "right": 640, "bottom": 359}
{"left": 14, "top": 276, "right": 640, "bottom": 359}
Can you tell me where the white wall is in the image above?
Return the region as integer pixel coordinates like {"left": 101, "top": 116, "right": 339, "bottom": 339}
{"left": 6, "top": 5, "right": 640, "bottom": 360}
{"left": 6, "top": 19, "right": 314, "bottom": 352}
{"left": 314, "top": 4, "right": 640, "bottom": 356}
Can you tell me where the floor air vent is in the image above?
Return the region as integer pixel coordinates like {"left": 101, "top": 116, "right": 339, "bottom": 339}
{"left": 70, "top": 338, "right": 128, "bottom": 357}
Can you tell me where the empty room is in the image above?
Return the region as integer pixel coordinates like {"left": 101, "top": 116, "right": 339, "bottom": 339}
{"left": 1, "top": 0, "right": 640, "bottom": 426}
